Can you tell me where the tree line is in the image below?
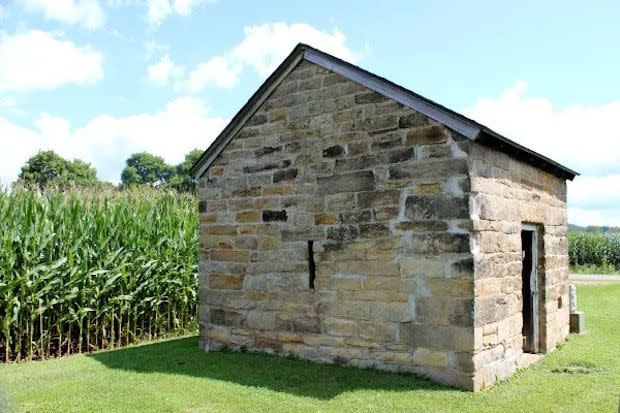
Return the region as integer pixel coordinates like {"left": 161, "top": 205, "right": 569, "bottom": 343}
{"left": 16, "top": 149, "right": 203, "bottom": 192}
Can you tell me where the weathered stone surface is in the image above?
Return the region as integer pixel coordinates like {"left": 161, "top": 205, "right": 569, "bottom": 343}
{"left": 407, "top": 233, "right": 470, "bottom": 254}
{"left": 197, "top": 57, "right": 569, "bottom": 393}
{"left": 413, "top": 347, "right": 449, "bottom": 368}
{"left": 236, "top": 211, "right": 261, "bottom": 222}
{"left": 273, "top": 168, "right": 298, "bottom": 183}
{"left": 389, "top": 159, "right": 468, "bottom": 180}
{"left": 210, "top": 250, "right": 251, "bottom": 262}
{"left": 401, "top": 323, "right": 474, "bottom": 351}
{"left": 339, "top": 210, "right": 372, "bottom": 224}
{"left": 314, "top": 213, "right": 339, "bottom": 225}
{"left": 317, "top": 171, "right": 375, "bottom": 194}
{"left": 205, "top": 225, "right": 237, "bottom": 236}
{"left": 355, "top": 91, "right": 388, "bottom": 104}
{"left": 357, "top": 190, "right": 400, "bottom": 208}
{"left": 255, "top": 146, "right": 282, "bottom": 157}
{"left": 359, "top": 223, "right": 390, "bottom": 238}
{"left": 405, "top": 195, "right": 469, "bottom": 220}
{"left": 395, "top": 220, "right": 448, "bottom": 232}
{"left": 406, "top": 126, "right": 447, "bottom": 145}
{"left": 327, "top": 226, "right": 359, "bottom": 241}
{"left": 209, "top": 273, "right": 245, "bottom": 290}
{"left": 399, "top": 112, "right": 428, "bottom": 128}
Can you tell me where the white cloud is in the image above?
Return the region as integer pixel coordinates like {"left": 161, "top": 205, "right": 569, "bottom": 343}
{"left": 0, "top": 97, "right": 227, "bottom": 185}
{"left": 146, "top": 0, "right": 213, "bottom": 26}
{"left": 184, "top": 56, "right": 242, "bottom": 91}
{"left": 464, "top": 81, "right": 620, "bottom": 226}
{"left": 147, "top": 54, "right": 183, "bottom": 86}
{"left": 0, "top": 30, "right": 103, "bottom": 92}
{"left": 20, "top": 0, "right": 105, "bottom": 29}
{"left": 232, "top": 22, "right": 359, "bottom": 77}
{"left": 172, "top": 22, "right": 359, "bottom": 93}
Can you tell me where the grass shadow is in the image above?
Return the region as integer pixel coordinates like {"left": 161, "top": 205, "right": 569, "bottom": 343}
{"left": 88, "top": 336, "right": 455, "bottom": 400}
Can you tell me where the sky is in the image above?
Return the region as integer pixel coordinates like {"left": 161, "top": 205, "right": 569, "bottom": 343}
{"left": 0, "top": 0, "right": 619, "bottom": 225}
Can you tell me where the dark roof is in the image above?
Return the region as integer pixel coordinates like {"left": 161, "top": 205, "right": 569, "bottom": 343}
{"left": 191, "top": 43, "right": 578, "bottom": 181}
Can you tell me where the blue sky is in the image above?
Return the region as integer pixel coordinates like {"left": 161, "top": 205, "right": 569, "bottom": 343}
{"left": 1, "top": 0, "right": 619, "bottom": 225}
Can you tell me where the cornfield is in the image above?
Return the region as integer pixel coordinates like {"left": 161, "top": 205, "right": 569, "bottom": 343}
{"left": 568, "top": 231, "right": 620, "bottom": 271}
{"left": 0, "top": 187, "right": 198, "bottom": 362}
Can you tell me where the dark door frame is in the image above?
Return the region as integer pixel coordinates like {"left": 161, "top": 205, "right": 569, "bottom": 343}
{"left": 522, "top": 224, "right": 539, "bottom": 353}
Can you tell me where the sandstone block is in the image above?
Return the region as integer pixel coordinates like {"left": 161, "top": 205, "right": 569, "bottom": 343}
{"left": 236, "top": 211, "right": 261, "bottom": 223}
{"left": 210, "top": 249, "right": 250, "bottom": 262}
{"left": 209, "top": 273, "right": 245, "bottom": 290}
{"left": 317, "top": 170, "right": 376, "bottom": 194}
{"left": 372, "top": 302, "right": 410, "bottom": 322}
{"left": 205, "top": 225, "right": 237, "bottom": 236}
{"left": 405, "top": 125, "right": 447, "bottom": 145}
{"left": 314, "top": 213, "right": 339, "bottom": 225}
{"left": 273, "top": 168, "right": 298, "bottom": 183}
{"left": 246, "top": 311, "right": 277, "bottom": 330}
{"left": 400, "top": 257, "right": 446, "bottom": 277}
{"left": 400, "top": 323, "right": 474, "bottom": 351}
{"left": 413, "top": 347, "right": 449, "bottom": 368}
{"left": 357, "top": 189, "right": 401, "bottom": 208}
{"left": 389, "top": 159, "right": 468, "bottom": 180}
{"left": 405, "top": 195, "right": 469, "bottom": 220}
{"left": 398, "top": 112, "right": 428, "bottom": 128}
{"left": 407, "top": 233, "right": 470, "bottom": 254}
{"left": 359, "top": 223, "right": 391, "bottom": 238}
{"left": 395, "top": 220, "right": 448, "bottom": 232}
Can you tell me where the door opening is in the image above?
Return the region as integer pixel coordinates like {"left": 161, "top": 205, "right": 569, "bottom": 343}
{"left": 521, "top": 226, "right": 539, "bottom": 353}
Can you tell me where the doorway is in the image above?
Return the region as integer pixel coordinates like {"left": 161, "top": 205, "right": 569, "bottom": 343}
{"left": 521, "top": 225, "right": 539, "bottom": 353}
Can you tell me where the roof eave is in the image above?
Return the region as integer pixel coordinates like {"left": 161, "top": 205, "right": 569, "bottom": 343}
{"left": 191, "top": 43, "right": 579, "bottom": 182}
{"left": 190, "top": 44, "right": 307, "bottom": 178}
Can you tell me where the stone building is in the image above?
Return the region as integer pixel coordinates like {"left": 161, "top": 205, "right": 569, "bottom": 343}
{"left": 191, "top": 44, "right": 578, "bottom": 391}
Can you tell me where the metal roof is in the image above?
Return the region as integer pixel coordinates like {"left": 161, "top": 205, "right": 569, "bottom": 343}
{"left": 191, "top": 43, "right": 578, "bottom": 181}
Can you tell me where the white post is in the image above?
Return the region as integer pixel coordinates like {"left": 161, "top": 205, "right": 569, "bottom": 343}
{"left": 569, "top": 284, "right": 577, "bottom": 312}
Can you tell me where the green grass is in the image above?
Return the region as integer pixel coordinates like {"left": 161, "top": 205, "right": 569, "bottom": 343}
{"left": 570, "top": 263, "right": 620, "bottom": 274}
{"left": 1, "top": 285, "right": 619, "bottom": 413}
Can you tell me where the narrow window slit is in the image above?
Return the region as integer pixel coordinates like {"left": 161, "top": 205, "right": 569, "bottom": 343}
{"left": 308, "top": 240, "right": 316, "bottom": 289}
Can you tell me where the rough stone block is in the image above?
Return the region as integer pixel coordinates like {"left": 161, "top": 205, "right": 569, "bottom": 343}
{"left": 407, "top": 233, "right": 470, "bottom": 254}
{"left": 210, "top": 250, "right": 251, "bottom": 262}
{"left": 399, "top": 112, "right": 428, "bottom": 128}
{"left": 317, "top": 170, "right": 376, "bottom": 194}
{"left": 413, "top": 347, "right": 449, "bottom": 368}
{"left": 209, "top": 273, "right": 245, "bottom": 290}
{"left": 236, "top": 211, "right": 261, "bottom": 222}
{"left": 405, "top": 195, "right": 469, "bottom": 220}
{"left": 357, "top": 189, "right": 401, "bottom": 208}
{"left": 405, "top": 125, "right": 447, "bottom": 145}
{"left": 273, "top": 168, "right": 298, "bottom": 183}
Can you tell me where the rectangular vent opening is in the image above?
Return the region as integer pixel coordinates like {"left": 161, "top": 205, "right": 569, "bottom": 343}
{"left": 308, "top": 240, "right": 316, "bottom": 290}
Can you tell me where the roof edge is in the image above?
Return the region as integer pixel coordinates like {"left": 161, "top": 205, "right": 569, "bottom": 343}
{"left": 190, "top": 44, "right": 306, "bottom": 178}
{"left": 191, "top": 43, "right": 578, "bottom": 181}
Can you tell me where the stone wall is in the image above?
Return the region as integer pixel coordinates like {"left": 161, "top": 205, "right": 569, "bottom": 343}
{"left": 197, "top": 60, "right": 477, "bottom": 389}
{"left": 468, "top": 143, "right": 569, "bottom": 390}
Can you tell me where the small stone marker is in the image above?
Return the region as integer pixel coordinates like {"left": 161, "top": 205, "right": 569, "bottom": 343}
{"left": 569, "top": 284, "right": 586, "bottom": 334}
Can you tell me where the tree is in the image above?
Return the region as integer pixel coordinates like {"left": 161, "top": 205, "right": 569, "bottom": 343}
{"left": 167, "top": 149, "right": 203, "bottom": 192}
{"left": 18, "top": 150, "right": 100, "bottom": 188}
{"left": 120, "top": 152, "right": 173, "bottom": 187}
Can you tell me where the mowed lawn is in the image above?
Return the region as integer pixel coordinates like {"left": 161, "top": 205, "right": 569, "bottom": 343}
{"left": 1, "top": 285, "right": 618, "bottom": 413}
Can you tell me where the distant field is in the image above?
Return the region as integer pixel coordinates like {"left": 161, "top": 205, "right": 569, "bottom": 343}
{"left": 0, "top": 284, "right": 618, "bottom": 413}
{"left": 569, "top": 231, "right": 620, "bottom": 274}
